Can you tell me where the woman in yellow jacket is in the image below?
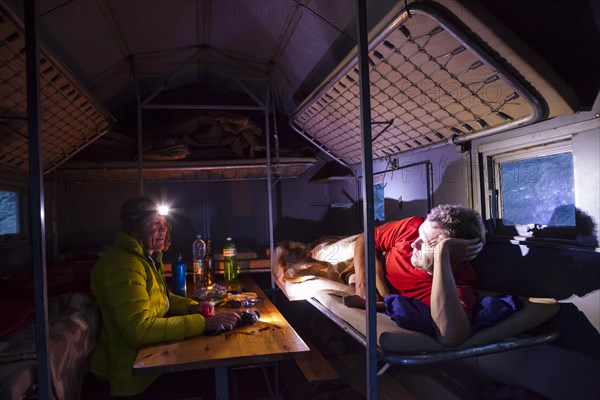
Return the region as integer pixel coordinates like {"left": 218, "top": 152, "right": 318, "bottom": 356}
{"left": 89, "top": 197, "right": 240, "bottom": 397}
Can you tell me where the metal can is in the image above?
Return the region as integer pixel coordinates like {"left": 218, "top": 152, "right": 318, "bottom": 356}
{"left": 172, "top": 253, "right": 187, "bottom": 297}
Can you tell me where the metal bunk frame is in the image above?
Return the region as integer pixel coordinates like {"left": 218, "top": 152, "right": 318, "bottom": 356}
{"left": 130, "top": 46, "right": 281, "bottom": 289}
{"left": 306, "top": 296, "right": 560, "bottom": 368}
{"left": 295, "top": 2, "right": 554, "bottom": 398}
{"left": 22, "top": 8, "right": 284, "bottom": 400}
{"left": 291, "top": 2, "right": 546, "bottom": 166}
{"left": 22, "top": 1, "right": 557, "bottom": 398}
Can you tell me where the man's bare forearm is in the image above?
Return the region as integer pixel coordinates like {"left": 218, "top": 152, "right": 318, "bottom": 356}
{"left": 430, "top": 239, "right": 471, "bottom": 347}
{"left": 353, "top": 233, "right": 366, "bottom": 298}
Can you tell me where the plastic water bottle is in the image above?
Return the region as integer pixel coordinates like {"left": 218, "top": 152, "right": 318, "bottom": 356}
{"left": 172, "top": 253, "right": 187, "bottom": 297}
{"left": 192, "top": 235, "right": 206, "bottom": 288}
{"left": 223, "top": 237, "right": 238, "bottom": 282}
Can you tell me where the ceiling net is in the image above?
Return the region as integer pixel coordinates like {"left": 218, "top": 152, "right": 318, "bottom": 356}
{"left": 0, "top": 6, "right": 114, "bottom": 173}
{"left": 293, "top": 5, "right": 542, "bottom": 164}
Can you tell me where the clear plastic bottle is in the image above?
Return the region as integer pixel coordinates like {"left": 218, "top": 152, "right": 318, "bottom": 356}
{"left": 223, "top": 237, "right": 238, "bottom": 282}
{"left": 192, "top": 235, "right": 206, "bottom": 288}
{"left": 171, "top": 253, "right": 187, "bottom": 297}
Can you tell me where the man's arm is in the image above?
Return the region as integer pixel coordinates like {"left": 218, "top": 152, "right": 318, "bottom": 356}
{"left": 353, "top": 233, "right": 386, "bottom": 299}
{"left": 430, "top": 238, "right": 475, "bottom": 347}
{"left": 353, "top": 233, "right": 366, "bottom": 298}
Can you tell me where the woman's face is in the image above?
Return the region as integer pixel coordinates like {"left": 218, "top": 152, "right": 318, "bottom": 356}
{"left": 139, "top": 215, "right": 168, "bottom": 254}
{"left": 410, "top": 220, "right": 443, "bottom": 274}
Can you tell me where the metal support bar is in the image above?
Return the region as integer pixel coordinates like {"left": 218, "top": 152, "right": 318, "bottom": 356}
{"left": 377, "top": 363, "right": 391, "bottom": 378}
{"left": 215, "top": 366, "right": 229, "bottom": 400}
{"left": 260, "top": 365, "right": 275, "bottom": 398}
{"left": 135, "top": 77, "right": 144, "bottom": 195}
{"left": 25, "top": 0, "right": 52, "bottom": 397}
{"left": 371, "top": 119, "right": 394, "bottom": 142}
{"left": 356, "top": 1, "right": 377, "bottom": 399}
{"left": 288, "top": 121, "right": 352, "bottom": 168}
{"left": 265, "top": 80, "right": 276, "bottom": 291}
{"left": 140, "top": 104, "right": 266, "bottom": 111}
{"left": 52, "top": 170, "right": 58, "bottom": 265}
{"left": 134, "top": 47, "right": 267, "bottom": 196}
{"left": 61, "top": 159, "right": 314, "bottom": 172}
{"left": 210, "top": 50, "right": 265, "bottom": 107}
{"left": 426, "top": 161, "right": 434, "bottom": 211}
{"left": 142, "top": 47, "right": 202, "bottom": 105}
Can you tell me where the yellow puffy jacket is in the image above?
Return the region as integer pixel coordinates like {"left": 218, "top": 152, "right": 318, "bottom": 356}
{"left": 89, "top": 232, "right": 204, "bottom": 396}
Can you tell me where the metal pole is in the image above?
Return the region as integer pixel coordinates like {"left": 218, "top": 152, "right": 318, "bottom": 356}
{"left": 265, "top": 77, "right": 275, "bottom": 289}
{"left": 52, "top": 169, "right": 58, "bottom": 265}
{"left": 288, "top": 121, "right": 352, "bottom": 168}
{"left": 24, "top": 0, "right": 52, "bottom": 397}
{"left": 135, "top": 76, "right": 144, "bottom": 195}
{"left": 356, "top": 1, "right": 377, "bottom": 398}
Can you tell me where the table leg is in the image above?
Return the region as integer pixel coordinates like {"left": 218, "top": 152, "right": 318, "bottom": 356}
{"left": 215, "top": 366, "right": 229, "bottom": 400}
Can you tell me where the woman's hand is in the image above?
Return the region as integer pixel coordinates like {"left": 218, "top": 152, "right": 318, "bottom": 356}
{"left": 189, "top": 301, "right": 215, "bottom": 317}
{"left": 203, "top": 312, "right": 241, "bottom": 333}
{"left": 190, "top": 302, "right": 241, "bottom": 333}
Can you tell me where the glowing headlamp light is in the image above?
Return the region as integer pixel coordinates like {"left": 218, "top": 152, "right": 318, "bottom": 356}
{"left": 157, "top": 204, "right": 170, "bottom": 216}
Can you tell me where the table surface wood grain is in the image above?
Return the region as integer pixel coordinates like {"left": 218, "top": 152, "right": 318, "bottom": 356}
{"left": 133, "top": 275, "right": 310, "bottom": 375}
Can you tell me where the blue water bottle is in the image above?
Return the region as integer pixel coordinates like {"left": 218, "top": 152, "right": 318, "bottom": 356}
{"left": 172, "top": 253, "right": 187, "bottom": 297}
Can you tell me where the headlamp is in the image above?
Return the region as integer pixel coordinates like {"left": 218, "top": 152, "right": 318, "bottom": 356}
{"left": 157, "top": 204, "right": 170, "bottom": 216}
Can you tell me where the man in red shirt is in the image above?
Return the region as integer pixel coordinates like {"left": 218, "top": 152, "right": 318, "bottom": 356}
{"left": 353, "top": 204, "right": 485, "bottom": 346}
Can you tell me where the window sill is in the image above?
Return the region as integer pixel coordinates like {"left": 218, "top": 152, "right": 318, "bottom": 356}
{"left": 485, "top": 234, "right": 600, "bottom": 253}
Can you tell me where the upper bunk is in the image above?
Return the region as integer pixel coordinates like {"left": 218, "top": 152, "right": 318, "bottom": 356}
{"left": 0, "top": 1, "right": 319, "bottom": 184}
{"left": 2, "top": 0, "right": 595, "bottom": 185}
{"left": 290, "top": 0, "right": 580, "bottom": 165}
{"left": 58, "top": 157, "right": 317, "bottom": 183}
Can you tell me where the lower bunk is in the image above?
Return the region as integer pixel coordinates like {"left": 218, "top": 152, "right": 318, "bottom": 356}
{"left": 307, "top": 291, "right": 559, "bottom": 369}
{"left": 0, "top": 261, "right": 100, "bottom": 399}
{"left": 272, "top": 238, "right": 560, "bottom": 372}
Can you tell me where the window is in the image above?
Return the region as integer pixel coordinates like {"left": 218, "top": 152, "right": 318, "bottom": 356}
{"left": 0, "top": 190, "right": 20, "bottom": 236}
{"left": 497, "top": 151, "right": 575, "bottom": 227}
{"left": 373, "top": 182, "right": 385, "bottom": 222}
{"left": 0, "top": 186, "right": 27, "bottom": 244}
{"left": 485, "top": 139, "right": 582, "bottom": 240}
{"left": 475, "top": 115, "right": 599, "bottom": 247}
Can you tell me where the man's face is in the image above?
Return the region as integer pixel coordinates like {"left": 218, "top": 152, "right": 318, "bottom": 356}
{"left": 410, "top": 220, "right": 443, "bottom": 274}
{"left": 139, "top": 215, "right": 168, "bottom": 254}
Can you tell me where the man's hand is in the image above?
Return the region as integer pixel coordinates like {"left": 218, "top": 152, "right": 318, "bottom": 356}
{"left": 436, "top": 238, "right": 483, "bottom": 264}
{"left": 464, "top": 238, "right": 484, "bottom": 260}
{"left": 354, "top": 278, "right": 366, "bottom": 299}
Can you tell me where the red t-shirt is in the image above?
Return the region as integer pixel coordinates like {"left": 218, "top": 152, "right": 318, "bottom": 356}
{"left": 374, "top": 216, "right": 478, "bottom": 319}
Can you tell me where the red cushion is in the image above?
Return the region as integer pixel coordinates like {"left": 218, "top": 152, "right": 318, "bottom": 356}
{"left": 0, "top": 297, "right": 33, "bottom": 338}
{"left": 0, "top": 261, "right": 94, "bottom": 297}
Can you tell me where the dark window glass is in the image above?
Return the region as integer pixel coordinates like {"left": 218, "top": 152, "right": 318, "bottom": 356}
{"left": 500, "top": 152, "right": 575, "bottom": 226}
{"left": 374, "top": 183, "right": 385, "bottom": 221}
{"left": 0, "top": 190, "right": 20, "bottom": 235}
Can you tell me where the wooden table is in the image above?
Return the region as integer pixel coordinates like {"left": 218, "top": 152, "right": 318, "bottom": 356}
{"left": 133, "top": 275, "right": 310, "bottom": 399}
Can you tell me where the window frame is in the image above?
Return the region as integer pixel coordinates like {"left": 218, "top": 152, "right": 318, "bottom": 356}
{"left": 492, "top": 140, "right": 575, "bottom": 235}
{"left": 474, "top": 126, "right": 582, "bottom": 243}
